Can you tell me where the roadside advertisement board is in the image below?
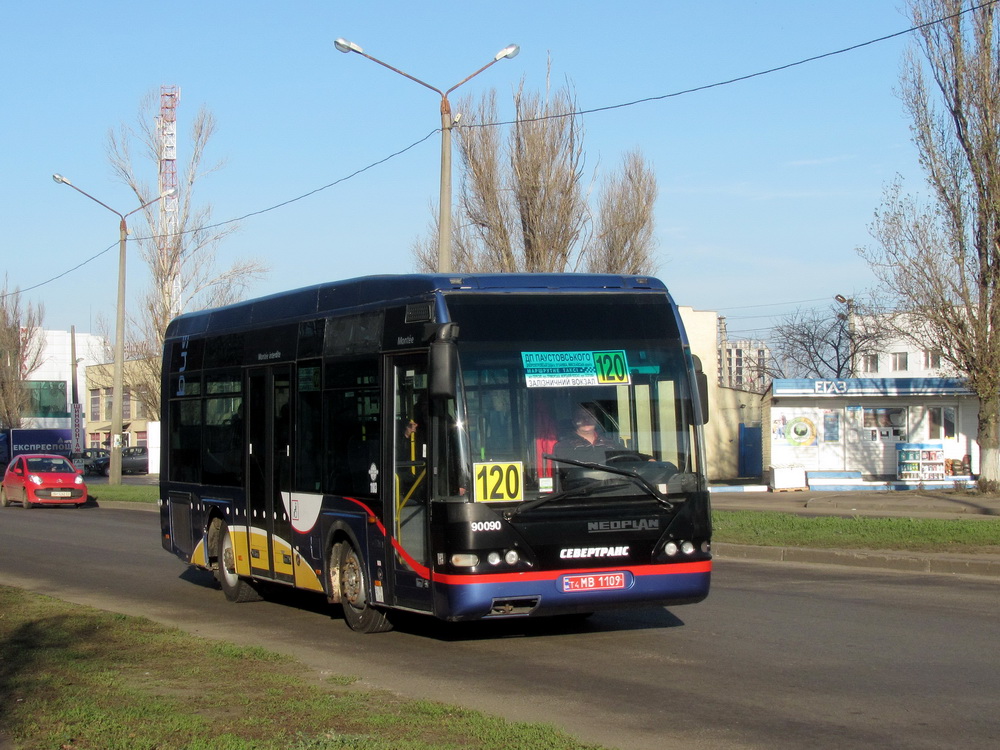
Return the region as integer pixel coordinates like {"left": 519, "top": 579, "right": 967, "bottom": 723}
{"left": 72, "top": 403, "right": 85, "bottom": 455}
{"left": 10, "top": 428, "right": 73, "bottom": 458}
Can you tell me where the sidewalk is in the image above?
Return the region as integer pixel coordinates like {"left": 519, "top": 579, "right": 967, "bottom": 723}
{"left": 709, "top": 485, "right": 1000, "bottom": 520}
{"left": 709, "top": 484, "right": 1000, "bottom": 579}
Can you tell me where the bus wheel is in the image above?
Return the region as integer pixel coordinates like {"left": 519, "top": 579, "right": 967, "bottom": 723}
{"left": 337, "top": 542, "right": 392, "bottom": 634}
{"left": 216, "top": 521, "right": 262, "bottom": 603}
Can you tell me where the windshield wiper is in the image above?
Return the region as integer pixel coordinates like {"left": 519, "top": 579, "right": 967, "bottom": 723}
{"left": 507, "top": 454, "right": 674, "bottom": 519}
{"left": 506, "top": 476, "right": 631, "bottom": 519}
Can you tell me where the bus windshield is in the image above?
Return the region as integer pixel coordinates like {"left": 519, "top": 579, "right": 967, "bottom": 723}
{"left": 444, "top": 294, "right": 703, "bottom": 506}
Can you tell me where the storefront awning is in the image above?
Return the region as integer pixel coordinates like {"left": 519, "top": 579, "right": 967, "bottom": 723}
{"left": 770, "top": 378, "right": 973, "bottom": 398}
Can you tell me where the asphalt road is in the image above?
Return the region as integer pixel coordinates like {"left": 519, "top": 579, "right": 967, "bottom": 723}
{"left": 1, "top": 505, "right": 997, "bottom": 750}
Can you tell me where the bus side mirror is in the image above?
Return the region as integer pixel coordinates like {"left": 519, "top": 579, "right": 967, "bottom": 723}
{"left": 692, "top": 355, "right": 709, "bottom": 424}
{"left": 428, "top": 323, "right": 459, "bottom": 400}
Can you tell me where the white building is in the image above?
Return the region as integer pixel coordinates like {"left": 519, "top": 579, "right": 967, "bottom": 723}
{"left": 20, "top": 328, "right": 106, "bottom": 435}
{"left": 720, "top": 338, "right": 769, "bottom": 391}
{"left": 856, "top": 337, "right": 947, "bottom": 378}
{"left": 757, "top": 312, "right": 983, "bottom": 486}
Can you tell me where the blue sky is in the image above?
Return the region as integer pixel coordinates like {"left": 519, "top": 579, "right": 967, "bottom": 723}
{"left": 2, "top": 1, "right": 927, "bottom": 340}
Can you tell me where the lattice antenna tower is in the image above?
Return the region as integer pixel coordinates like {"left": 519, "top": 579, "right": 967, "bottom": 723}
{"left": 157, "top": 85, "right": 181, "bottom": 316}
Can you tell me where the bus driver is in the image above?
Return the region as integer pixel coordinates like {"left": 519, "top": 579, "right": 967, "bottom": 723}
{"left": 553, "top": 405, "right": 624, "bottom": 465}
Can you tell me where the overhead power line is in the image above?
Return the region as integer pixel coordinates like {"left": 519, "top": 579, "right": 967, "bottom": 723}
{"left": 717, "top": 296, "right": 835, "bottom": 311}
{"left": 485, "top": 0, "right": 1000, "bottom": 127}
{"left": 12, "top": 0, "right": 997, "bottom": 302}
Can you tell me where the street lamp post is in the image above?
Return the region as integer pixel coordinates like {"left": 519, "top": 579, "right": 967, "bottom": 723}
{"left": 835, "top": 294, "right": 856, "bottom": 378}
{"left": 52, "top": 173, "right": 175, "bottom": 484}
{"left": 334, "top": 39, "right": 519, "bottom": 274}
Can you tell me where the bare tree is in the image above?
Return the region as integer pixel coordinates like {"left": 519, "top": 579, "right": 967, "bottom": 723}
{"left": 104, "top": 92, "right": 268, "bottom": 419}
{"left": 414, "top": 71, "right": 658, "bottom": 274}
{"left": 859, "top": 0, "right": 1000, "bottom": 490}
{"left": 0, "top": 279, "right": 44, "bottom": 429}
{"left": 769, "top": 300, "right": 891, "bottom": 379}
{"left": 586, "top": 150, "right": 658, "bottom": 274}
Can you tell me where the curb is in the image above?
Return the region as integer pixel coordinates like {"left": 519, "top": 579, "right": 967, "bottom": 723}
{"left": 714, "top": 543, "right": 1000, "bottom": 579}
{"left": 92, "top": 500, "right": 158, "bottom": 512}
{"left": 98, "top": 501, "right": 1000, "bottom": 579}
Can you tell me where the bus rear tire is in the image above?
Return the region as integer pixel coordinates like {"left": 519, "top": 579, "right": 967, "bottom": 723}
{"left": 216, "top": 521, "right": 262, "bottom": 603}
{"left": 337, "top": 542, "right": 392, "bottom": 634}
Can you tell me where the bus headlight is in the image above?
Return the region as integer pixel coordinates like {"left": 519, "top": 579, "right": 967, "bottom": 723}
{"left": 664, "top": 542, "right": 679, "bottom": 557}
{"left": 487, "top": 551, "right": 502, "bottom": 566}
{"left": 504, "top": 549, "right": 520, "bottom": 566}
{"left": 451, "top": 554, "right": 479, "bottom": 567}
{"left": 681, "top": 541, "right": 695, "bottom": 555}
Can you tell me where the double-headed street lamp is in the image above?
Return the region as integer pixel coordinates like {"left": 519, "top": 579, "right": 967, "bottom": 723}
{"left": 334, "top": 39, "right": 519, "bottom": 274}
{"left": 52, "top": 173, "right": 175, "bottom": 485}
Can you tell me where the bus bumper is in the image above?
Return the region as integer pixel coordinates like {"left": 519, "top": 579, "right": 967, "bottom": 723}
{"left": 431, "top": 560, "right": 711, "bottom": 621}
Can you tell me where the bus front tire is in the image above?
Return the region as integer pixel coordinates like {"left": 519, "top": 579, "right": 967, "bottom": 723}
{"left": 216, "top": 521, "right": 262, "bottom": 603}
{"left": 337, "top": 542, "right": 392, "bottom": 634}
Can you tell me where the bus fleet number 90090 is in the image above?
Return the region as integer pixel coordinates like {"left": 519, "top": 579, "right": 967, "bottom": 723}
{"left": 470, "top": 521, "right": 503, "bottom": 532}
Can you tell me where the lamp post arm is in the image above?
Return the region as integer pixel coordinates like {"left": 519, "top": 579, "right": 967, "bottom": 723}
{"left": 60, "top": 181, "right": 124, "bottom": 221}
{"left": 355, "top": 51, "right": 444, "bottom": 98}
{"left": 445, "top": 57, "right": 503, "bottom": 98}
{"left": 332, "top": 42, "right": 518, "bottom": 274}
{"left": 52, "top": 173, "right": 175, "bottom": 485}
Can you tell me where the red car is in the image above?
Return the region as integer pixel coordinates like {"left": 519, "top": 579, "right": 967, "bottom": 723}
{"left": 1, "top": 454, "right": 89, "bottom": 508}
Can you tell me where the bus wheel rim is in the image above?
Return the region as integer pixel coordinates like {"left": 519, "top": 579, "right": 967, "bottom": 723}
{"left": 342, "top": 551, "right": 365, "bottom": 608}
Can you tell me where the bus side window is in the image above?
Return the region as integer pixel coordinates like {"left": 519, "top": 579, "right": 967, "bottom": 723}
{"left": 295, "top": 364, "right": 323, "bottom": 492}
{"left": 169, "top": 399, "right": 202, "bottom": 483}
{"left": 203, "top": 395, "right": 243, "bottom": 487}
{"left": 325, "top": 388, "right": 380, "bottom": 497}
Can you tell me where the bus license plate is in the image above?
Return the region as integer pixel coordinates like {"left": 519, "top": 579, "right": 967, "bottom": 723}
{"left": 561, "top": 572, "right": 626, "bottom": 593}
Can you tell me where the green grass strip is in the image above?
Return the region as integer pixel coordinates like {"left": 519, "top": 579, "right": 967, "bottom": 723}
{"left": 0, "top": 587, "right": 601, "bottom": 750}
{"left": 85, "top": 483, "right": 159, "bottom": 504}
{"left": 713, "top": 510, "right": 1000, "bottom": 553}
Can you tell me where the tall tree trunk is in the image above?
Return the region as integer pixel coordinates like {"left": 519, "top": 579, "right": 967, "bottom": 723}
{"left": 976, "top": 391, "right": 1000, "bottom": 492}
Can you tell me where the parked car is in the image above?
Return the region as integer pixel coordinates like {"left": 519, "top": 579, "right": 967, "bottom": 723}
{"left": 90, "top": 446, "right": 149, "bottom": 476}
{"left": 1, "top": 454, "right": 89, "bottom": 508}
{"left": 80, "top": 448, "right": 109, "bottom": 475}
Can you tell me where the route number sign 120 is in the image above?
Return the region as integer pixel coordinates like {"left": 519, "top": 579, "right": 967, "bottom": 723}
{"left": 473, "top": 461, "right": 523, "bottom": 503}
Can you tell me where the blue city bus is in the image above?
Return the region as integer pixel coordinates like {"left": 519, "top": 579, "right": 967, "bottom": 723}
{"left": 159, "top": 274, "right": 712, "bottom": 632}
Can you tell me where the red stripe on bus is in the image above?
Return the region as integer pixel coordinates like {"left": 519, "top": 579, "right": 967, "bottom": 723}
{"left": 339, "top": 496, "right": 710, "bottom": 586}
{"left": 431, "top": 560, "right": 712, "bottom": 586}
{"left": 342, "top": 496, "right": 432, "bottom": 578}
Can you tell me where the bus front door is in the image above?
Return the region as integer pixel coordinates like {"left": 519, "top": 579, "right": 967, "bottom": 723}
{"left": 388, "top": 355, "right": 433, "bottom": 612}
{"left": 246, "top": 365, "right": 294, "bottom": 584}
